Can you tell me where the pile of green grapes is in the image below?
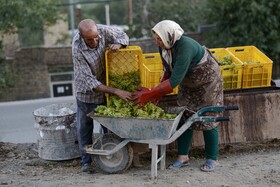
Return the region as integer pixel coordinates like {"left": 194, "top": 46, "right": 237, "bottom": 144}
{"left": 94, "top": 71, "right": 177, "bottom": 119}
{"left": 218, "top": 56, "right": 261, "bottom": 68}
{"left": 218, "top": 56, "right": 239, "bottom": 71}
{"left": 243, "top": 61, "right": 261, "bottom": 68}
{"left": 219, "top": 56, "right": 234, "bottom": 66}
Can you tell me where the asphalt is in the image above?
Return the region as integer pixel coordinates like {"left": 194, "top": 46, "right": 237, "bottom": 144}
{"left": 0, "top": 96, "right": 75, "bottom": 143}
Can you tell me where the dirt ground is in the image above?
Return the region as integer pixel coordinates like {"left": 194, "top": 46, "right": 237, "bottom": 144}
{"left": 1, "top": 139, "right": 280, "bottom": 187}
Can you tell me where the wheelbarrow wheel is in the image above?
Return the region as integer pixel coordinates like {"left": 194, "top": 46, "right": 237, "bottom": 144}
{"left": 92, "top": 134, "right": 133, "bottom": 174}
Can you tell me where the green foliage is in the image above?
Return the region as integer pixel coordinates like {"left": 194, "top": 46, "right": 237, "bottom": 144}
{"left": 125, "top": 24, "right": 144, "bottom": 39}
{"left": 219, "top": 56, "right": 233, "bottom": 66}
{"left": 82, "top": 0, "right": 128, "bottom": 25}
{"left": 0, "top": 0, "right": 62, "bottom": 34}
{"left": 109, "top": 71, "right": 141, "bottom": 92}
{"left": 125, "top": 0, "right": 201, "bottom": 38}
{"left": 243, "top": 61, "right": 262, "bottom": 68}
{"left": 78, "top": 0, "right": 203, "bottom": 38}
{"left": 84, "top": 0, "right": 204, "bottom": 38}
{"left": 0, "top": 0, "right": 63, "bottom": 46}
{"left": 146, "top": 0, "right": 199, "bottom": 33}
{"left": 95, "top": 96, "right": 176, "bottom": 119}
{"left": 218, "top": 56, "right": 238, "bottom": 72}
{"left": 0, "top": 62, "right": 17, "bottom": 95}
{"left": 202, "top": 0, "right": 280, "bottom": 61}
{"left": 0, "top": 42, "right": 15, "bottom": 95}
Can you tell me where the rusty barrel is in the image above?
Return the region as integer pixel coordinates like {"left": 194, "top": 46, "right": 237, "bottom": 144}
{"left": 33, "top": 103, "right": 80, "bottom": 160}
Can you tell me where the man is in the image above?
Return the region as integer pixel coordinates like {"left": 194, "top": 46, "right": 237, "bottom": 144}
{"left": 72, "top": 19, "right": 132, "bottom": 173}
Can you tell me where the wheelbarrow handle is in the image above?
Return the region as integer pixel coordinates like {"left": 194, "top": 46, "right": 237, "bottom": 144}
{"left": 197, "top": 106, "right": 239, "bottom": 116}
{"left": 196, "top": 116, "right": 230, "bottom": 122}
{"left": 224, "top": 106, "right": 239, "bottom": 111}
{"left": 215, "top": 116, "right": 230, "bottom": 122}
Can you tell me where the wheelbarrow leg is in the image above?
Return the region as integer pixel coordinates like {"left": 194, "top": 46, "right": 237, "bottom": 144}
{"left": 160, "top": 145, "right": 166, "bottom": 170}
{"left": 149, "top": 144, "right": 167, "bottom": 180}
{"left": 149, "top": 144, "right": 158, "bottom": 180}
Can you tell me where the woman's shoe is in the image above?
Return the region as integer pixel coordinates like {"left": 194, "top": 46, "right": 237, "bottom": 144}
{"left": 200, "top": 159, "right": 220, "bottom": 172}
{"left": 168, "top": 160, "right": 190, "bottom": 169}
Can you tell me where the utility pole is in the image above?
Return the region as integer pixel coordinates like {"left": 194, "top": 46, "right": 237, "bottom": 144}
{"left": 105, "top": 3, "right": 110, "bottom": 25}
{"left": 76, "top": 3, "right": 82, "bottom": 23}
{"left": 128, "top": 0, "right": 133, "bottom": 25}
{"left": 69, "top": 0, "right": 75, "bottom": 39}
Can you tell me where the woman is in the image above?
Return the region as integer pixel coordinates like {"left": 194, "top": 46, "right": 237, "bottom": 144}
{"left": 132, "top": 20, "right": 224, "bottom": 172}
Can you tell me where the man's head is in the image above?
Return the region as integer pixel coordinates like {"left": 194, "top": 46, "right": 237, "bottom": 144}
{"left": 78, "top": 19, "right": 99, "bottom": 48}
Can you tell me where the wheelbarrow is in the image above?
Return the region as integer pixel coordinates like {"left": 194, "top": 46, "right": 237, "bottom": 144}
{"left": 86, "top": 106, "right": 239, "bottom": 179}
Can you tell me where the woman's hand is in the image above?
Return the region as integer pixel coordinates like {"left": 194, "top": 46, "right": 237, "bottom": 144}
{"left": 131, "top": 80, "right": 173, "bottom": 107}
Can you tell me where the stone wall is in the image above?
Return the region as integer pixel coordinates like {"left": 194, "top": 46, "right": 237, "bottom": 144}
{"left": 0, "top": 46, "right": 72, "bottom": 102}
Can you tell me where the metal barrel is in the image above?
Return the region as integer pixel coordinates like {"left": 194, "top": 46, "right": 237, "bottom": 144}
{"left": 33, "top": 103, "right": 80, "bottom": 161}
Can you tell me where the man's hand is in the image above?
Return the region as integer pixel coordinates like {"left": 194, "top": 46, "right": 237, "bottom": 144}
{"left": 108, "top": 44, "right": 122, "bottom": 51}
{"left": 115, "top": 89, "right": 132, "bottom": 102}
{"left": 95, "top": 85, "right": 132, "bottom": 101}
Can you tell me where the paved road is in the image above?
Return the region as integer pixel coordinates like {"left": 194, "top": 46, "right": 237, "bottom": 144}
{"left": 0, "top": 96, "right": 75, "bottom": 143}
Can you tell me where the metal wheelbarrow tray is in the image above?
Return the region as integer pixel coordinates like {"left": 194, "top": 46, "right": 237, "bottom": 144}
{"left": 86, "top": 106, "right": 239, "bottom": 180}
{"left": 89, "top": 112, "right": 183, "bottom": 140}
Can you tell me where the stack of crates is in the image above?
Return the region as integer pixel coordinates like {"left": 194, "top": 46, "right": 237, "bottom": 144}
{"left": 210, "top": 48, "right": 243, "bottom": 90}
{"left": 226, "top": 46, "right": 273, "bottom": 89}
{"left": 141, "top": 53, "right": 178, "bottom": 95}
{"left": 105, "top": 46, "right": 142, "bottom": 102}
{"left": 105, "top": 45, "right": 273, "bottom": 99}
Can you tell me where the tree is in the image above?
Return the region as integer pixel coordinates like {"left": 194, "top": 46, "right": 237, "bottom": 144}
{"left": 125, "top": 0, "right": 202, "bottom": 38}
{"left": 202, "top": 0, "right": 280, "bottom": 61}
{"left": 0, "top": 0, "right": 63, "bottom": 93}
{"left": 146, "top": 0, "right": 200, "bottom": 33}
{"left": 88, "top": 1, "right": 128, "bottom": 25}
{"left": 0, "top": 0, "right": 64, "bottom": 46}
{"left": 78, "top": 0, "right": 203, "bottom": 38}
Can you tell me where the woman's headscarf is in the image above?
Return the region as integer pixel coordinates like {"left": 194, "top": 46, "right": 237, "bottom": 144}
{"left": 152, "top": 20, "right": 184, "bottom": 72}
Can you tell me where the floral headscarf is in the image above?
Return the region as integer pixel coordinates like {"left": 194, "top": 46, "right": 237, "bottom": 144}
{"left": 152, "top": 20, "right": 184, "bottom": 72}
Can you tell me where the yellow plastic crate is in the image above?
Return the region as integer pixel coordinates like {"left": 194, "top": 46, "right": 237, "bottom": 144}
{"left": 210, "top": 48, "right": 243, "bottom": 90}
{"left": 141, "top": 53, "right": 178, "bottom": 95}
{"left": 105, "top": 46, "right": 143, "bottom": 102}
{"left": 141, "top": 53, "right": 162, "bottom": 88}
{"left": 226, "top": 46, "right": 273, "bottom": 88}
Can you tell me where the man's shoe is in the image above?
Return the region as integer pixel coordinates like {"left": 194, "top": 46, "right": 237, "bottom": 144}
{"left": 81, "top": 163, "right": 95, "bottom": 174}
